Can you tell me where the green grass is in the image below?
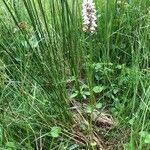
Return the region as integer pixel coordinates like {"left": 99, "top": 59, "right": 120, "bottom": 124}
{"left": 0, "top": 0, "right": 150, "bottom": 149}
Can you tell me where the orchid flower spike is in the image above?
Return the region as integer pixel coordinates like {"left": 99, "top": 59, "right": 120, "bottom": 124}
{"left": 82, "top": 0, "right": 97, "bottom": 33}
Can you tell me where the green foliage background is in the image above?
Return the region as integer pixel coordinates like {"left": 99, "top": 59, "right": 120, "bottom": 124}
{"left": 0, "top": 0, "right": 150, "bottom": 149}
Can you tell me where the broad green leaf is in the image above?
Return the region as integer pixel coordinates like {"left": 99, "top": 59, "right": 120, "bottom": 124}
{"left": 85, "top": 105, "right": 93, "bottom": 113}
{"left": 94, "top": 63, "right": 102, "bottom": 70}
{"left": 139, "top": 131, "right": 150, "bottom": 144}
{"left": 50, "top": 126, "right": 61, "bottom": 138}
{"left": 84, "top": 91, "right": 90, "bottom": 96}
{"left": 144, "top": 134, "right": 150, "bottom": 144}
{"left": 124, "top": 142, "right": 134, "bottom": 150}
{"left": 82, "top": 94, "right": 87, "bottom": 99}
{"left": 93, "top": 86, "right": 104, "bottom": 93}
{"left": 70, "top": 92, "right": 78, "bottom": 99}
{"left": 96, "top": 102, "right": 102, "bottom": 109}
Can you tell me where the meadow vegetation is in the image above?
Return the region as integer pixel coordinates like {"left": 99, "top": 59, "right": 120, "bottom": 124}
{"left": 0, "top": 0, "right": 150, "bottom": 149}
